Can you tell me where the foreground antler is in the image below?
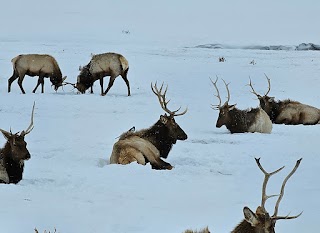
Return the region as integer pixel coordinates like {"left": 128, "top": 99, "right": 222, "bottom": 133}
{"left": 210, "top": 77, "right": 230, "bottom": 109}
{"left": 20, "top": 102, "right": 35, "bottom": 136}
{"left": 151, "top": 82, "right": 187, "bottom": 117}
{"left": 255, "top": 157, "right": 303, "bottom": 220}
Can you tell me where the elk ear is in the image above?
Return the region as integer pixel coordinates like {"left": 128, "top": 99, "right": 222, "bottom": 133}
{"left": 243, "top": 207, "right": 259, "bottom": 226}
{"left": 268, "top": 97, "right": 275, "bottom": 102}
{"left": 160, "top": 115, "right": 168, "bottom": 124}
{"left": 0, "top": 130, "right": 11, "bottom": 140}
{"left": 228, "top": 104, "right": 236, "bottom": 111}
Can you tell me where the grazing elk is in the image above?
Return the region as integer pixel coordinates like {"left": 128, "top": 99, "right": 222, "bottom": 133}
{"left": 211, "top": 77, "right": 272, "bottom": 133}
{"left": 0, "top": 103, "right": 35, "bottom": 184}
{"left": 109, "top": 82, "right": 187, "bottom": 170}
{"left": 249, "top": 75, "right": 320, "bottom": 125}
{"left": 231, "top": 158, "right": 302, "bottom": 233}
{"left": 75, "top": 52, "right": 130, "bottom": 96}
{"left": 8, "top": 54, "right": 67, "bottom": 94}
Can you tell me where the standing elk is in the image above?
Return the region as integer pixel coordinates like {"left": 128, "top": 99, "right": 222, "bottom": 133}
{"left": 211, "top": 77, "right": 272, "bottom": 133}
{"left": 184, "top": 158, "right": 302, "bottom": 233}
{"left": 0, "top": 103, "right": 35, "bottom": 184}
{"left": 8, "top": 54, "right": 67, "bottom": 94}
{"left": 75, "top": 52, "right": 130, "bottom": 96}
{"left": 249, "top": 75, "right": 320, "bottom": 125}
{"left": 109, "top": 82, "right": 187, "bottom": 170}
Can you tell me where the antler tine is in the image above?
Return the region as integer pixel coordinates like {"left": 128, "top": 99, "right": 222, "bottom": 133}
{"left": 221, "top": 79, "right": 230, "bottom": 104}
{"left": 248, "top": 77, "right": 260, "bottom": 97}
{"left": 210, "top": 76, "right": 222, "bottom": 109}
{"left": 273, "top": 211, "right": 303, "bottom": 220}
{"left": 255, "top": 158, "right": 285, "bottom": 212}
{"left": 151, "top": 82, "right": 187, "bottom": 117}
{"left": 264, "top": 73, "right": 271, "bottom": 96}
{"left": 272, "top": 158, "right": 302, "bottom": 218}
{"left": 21, "top": 102, "right": 35, "bottom": 136}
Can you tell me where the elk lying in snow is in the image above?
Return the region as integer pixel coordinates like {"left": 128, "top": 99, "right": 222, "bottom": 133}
{"left": 0, "top": 103, "right": 35, "bottom": 184}
{"left": 211, "top": 78, "right": 272, "bottom": 133}
{"left": 249, "top": 75, "right": 320, "bottom": 125}
{"left": 75, "top": 52, "right": 130, "bottom": 96}
{"left": 109, "top": 83, "right": 187, "bottom": 170}
{"left": 185, "top": 158, "right": 302, "bottom": 233}
{"left": 8, "top": 54, "right": 67, "bottom": 94}
{"left": 231, "top": 158, "right": 302, "bottom": 233}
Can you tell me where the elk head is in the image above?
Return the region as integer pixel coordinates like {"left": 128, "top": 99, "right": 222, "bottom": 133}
{"left": 241, "top": 158, "right": 302, "bottom": 233}
{"left": 248, "top": 75, "right": 276, "bottom": 113}
{"left": 210, "top": 77, "right": 237, "bottom": 128}
{"left": 76, "top": 65, "right": 93, "bottom": 94}
{"left": 51, "top": 76, "right": 67, "bottom": 91}
{"left": 151, "top": 82, "right": 188, "bottom": 143}
{"left": 0, "top": 103, "right": 35, "bottom": 163}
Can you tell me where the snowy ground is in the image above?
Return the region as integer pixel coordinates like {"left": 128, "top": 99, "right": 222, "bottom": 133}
{"left": 0, "top": 37, "right": 319, "bottom": 233}
{"left": 1, "top": 1, "right": 320, "bottom": 232}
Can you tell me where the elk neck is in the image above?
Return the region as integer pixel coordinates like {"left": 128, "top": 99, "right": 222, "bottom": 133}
{"left": 1, "top": 143, "right": 24, "bottom": 184}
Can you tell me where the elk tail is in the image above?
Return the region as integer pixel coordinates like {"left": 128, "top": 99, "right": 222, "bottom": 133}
{"left": 11, "top": 55, "right": 21, "bottom": 65}
{"left": 119, "top": 55, "right": 129, "bottom": 72}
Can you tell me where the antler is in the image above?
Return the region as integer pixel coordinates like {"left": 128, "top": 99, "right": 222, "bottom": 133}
{"left": 151, "top": 82, "right": 187, "bottom": 117}
{"left": 272, "top": 158, "right": 303, "bottom": 220}
{"left": 20, "top": 102, "right": 35, "bottom": 136}
{"left": 248, "top": 77, "right": 261, "bottom": 97}
{"left": 255, "top": 158, "right": 285, "bottom": 212}
{"left": 264, "top": 74, "right": 271, "bottom": 96}
{"left": 210, "top": 76, "right": 230, "bottom": 110}
{"left": 248, "top": 74, "right": 271, "bottom": 97}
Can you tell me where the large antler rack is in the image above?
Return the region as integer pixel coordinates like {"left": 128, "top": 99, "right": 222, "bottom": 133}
{"left": 210, "top": 76, "right": 230, "bottom": 110}
{"left": 255, "top": 158, "right": 303, "bottom": 220}
{"left": 248, "top": 74, "right": 271, "bottom": 97}
{"left": 151, "top": 82, "right": 187, "bottom": 117}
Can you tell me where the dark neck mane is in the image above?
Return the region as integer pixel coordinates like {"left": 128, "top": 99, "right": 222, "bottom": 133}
{"left": 231, "top": 220, "right": 254, "bottom": 233}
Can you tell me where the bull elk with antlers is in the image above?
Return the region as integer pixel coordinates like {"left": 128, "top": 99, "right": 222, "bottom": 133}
{"left": 211, "top": 77, "right": 272, "bottom": 133}
{"left": 185, "top": 158, "right": 302, "bottom": 233}
{"left": 109, "top": 82, "right": 187, "bottom": 170}
{"left": 249, "top": 75, "right": 320, "bottom": 125}
{"left": 0, "top": 103, "right": 35, "bottom": 184}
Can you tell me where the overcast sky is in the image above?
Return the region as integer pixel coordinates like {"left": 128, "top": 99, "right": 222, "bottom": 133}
{"left": 1, "top": 0, "right": 319, "bottom": 45}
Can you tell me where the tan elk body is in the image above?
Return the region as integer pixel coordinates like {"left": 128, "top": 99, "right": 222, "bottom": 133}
{"left": 75, "top": 53, "right": 130, "bottom": 96}
{"left": 184, "top": 158, "right": 302, "bottom": 233}
{"left": 211, "top": 78, "right": 272, "bottom": 133}
{"left": 110, "top": 83, "right": 187, "bottom": 170}
{"left": 8, "top": 54, "right": 66, "bottom": 93}
{"left": 0, "top": 103, "right": 35, "bottom": 184}
{"left": 249, "top": 76, "right": 320, "bottom": 125}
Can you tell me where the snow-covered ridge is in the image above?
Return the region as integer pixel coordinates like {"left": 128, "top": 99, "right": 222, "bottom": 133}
{"left": 195, "top": 43, "right": 320, "bottom": 51}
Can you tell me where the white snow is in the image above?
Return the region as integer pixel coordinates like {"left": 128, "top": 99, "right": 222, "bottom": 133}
{"left": 1, "top": 1, "right": 320, "bottom": 233}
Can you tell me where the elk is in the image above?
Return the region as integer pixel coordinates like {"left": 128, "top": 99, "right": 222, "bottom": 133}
{"left": 211, "top": 77, "right": 272, "bottom": 133}
{"left": 183, "top": 227, "right": 210, "bottom": 233}
{"left": 249, "top": 75, "right": 320, "bottom": 125}
{"left": 109, "top": 82, "right": 187, "bottom": 170}
{"left": 8, "top": 54, "right": 67, "bottom": 94}
{"left": 0, "top": 103, "right": 35, "bottom": 184}
{"left": 75, "top": 52, "right": 130, "bottom": 96}
{"left": 231, "top": 158, "right": 302, "bottom": 233}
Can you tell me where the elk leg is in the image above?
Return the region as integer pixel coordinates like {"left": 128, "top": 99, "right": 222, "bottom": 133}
{"left": 121, "top": 72, "right": 130, "bottom": 96}
{"left": 99, "top": 77, "right": 104, "bottom": 94}
{"left": 102, "top": 76, "right": 116, "bottom": 96}
{"left": 151, "top": 158, "right": 173, "bottom": 170}
{"left": 8, "top": 70, "right": 19, "bottom": 93}
{"left": 33, "top": 76, "right": 44, "bottom": 93}
{"left": 17, "top": 75, "right": 26, "bottom": 94}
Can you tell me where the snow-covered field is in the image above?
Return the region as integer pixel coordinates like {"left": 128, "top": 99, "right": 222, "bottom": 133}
{"left": 1, "top": 1, "right": 320, "bottom": 233}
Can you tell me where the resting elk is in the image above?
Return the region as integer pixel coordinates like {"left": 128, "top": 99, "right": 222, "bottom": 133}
{"left": 8, "top": 54, "right": 67, "bottom": 94}
{"left": 249, "top": 75, "right": 320, "bottom": 125}
{"left": 109, "top": 82, "right": 187, "bottom": 170}
{"left": 0, "top": 103, "right": 35, "bottom": 184}
{"left": 211, "top": 77, "right": 272, "bottom": 133}
{"left": 75, "top": 52, "right": 130, "bottom": 96}
{"left": 184, "top": 158, "right": 302, "bottom": 233}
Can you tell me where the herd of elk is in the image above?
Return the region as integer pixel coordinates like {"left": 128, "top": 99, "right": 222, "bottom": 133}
{"left": 211, "top": 77, "right": 272, "bottom": 134}
{"left": 109, "top": 82, "right": 187, "bottom": 170}
{"left": 185, "top": 158, "right": 302, "bottom": 233}
{"left": 249, "top": 75, "right": 320, "bottom": 125}
{"left": 0, "top": 103, "right": 35, "bottom": 184}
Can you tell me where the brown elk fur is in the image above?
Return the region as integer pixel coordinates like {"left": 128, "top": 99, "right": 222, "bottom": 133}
{"left": 8, "top": 54, "right": 66, "bottom": 94}
{"left": 76, "top": 52, "right": 130, "bottom": 96}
